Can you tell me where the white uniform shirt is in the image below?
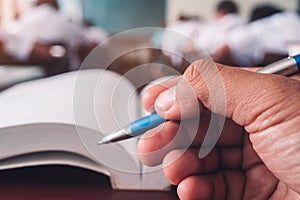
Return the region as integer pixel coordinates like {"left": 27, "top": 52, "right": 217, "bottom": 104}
{"left": 162, "top": 14, "right": 244, "bottom": 67}
{"left": 9, "top": 4, "right": 88, "bottom": 64}
{"left": 161, "top": 19, "right": 202, "bottom": 67}
{"left": 226, "top": 12, "right": 300, "bottom": 66}
{"left": 0, "top": 26, "right": 33, "bottom": 61}
{"left": 197, "top": 14, "right": 245, "bottom": 54}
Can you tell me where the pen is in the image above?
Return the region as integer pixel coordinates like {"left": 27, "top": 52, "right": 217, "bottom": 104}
{"left": 256, "top": 54, "right": 300, "bottom": 75}
{"left": 98, "top": 112, "right": 166, "bottom": 144}
{"left": 98, "top": 54, "right": 300, "bottom": 145}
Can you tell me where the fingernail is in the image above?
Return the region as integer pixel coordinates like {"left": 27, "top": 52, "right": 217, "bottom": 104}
{"left": 155, "top": 88, "right": 176, "bottom": 112}
{"left": 148, "top": 106, "right": 155, "bottom": 114}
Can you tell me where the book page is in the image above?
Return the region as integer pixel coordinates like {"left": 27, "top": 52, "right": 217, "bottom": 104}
{"left": 0, "top": 69, "right": 170, "bottom": 190}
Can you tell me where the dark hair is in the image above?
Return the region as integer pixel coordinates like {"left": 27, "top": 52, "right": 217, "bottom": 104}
{"left": 216, "top": 1, "right": 239, "bottom": 15}
{"left": 178, "top": 14, "right": 200, "bottom": 21}
{"left": 249, "top": 5, "right": 283, "bottom": 22}
{"left": 35, "top": 0, "right": 59, "bottom": 10}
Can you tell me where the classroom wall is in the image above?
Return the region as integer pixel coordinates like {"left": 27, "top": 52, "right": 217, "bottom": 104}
{"left": 60, "top": 0, "right": 299, "bottom": 32}
{"left": 82, "top": 0, "right": 166, "bottom": 34}
{"left": 166, "top": 0, "right": 299, "bottom": 23}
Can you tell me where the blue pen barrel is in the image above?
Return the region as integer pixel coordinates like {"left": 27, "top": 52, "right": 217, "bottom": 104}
{"left": 293, "top": 54, "right": 300, "bottom": 69}
{"left": 130, "top": 113, "right": 166, "bottom": 136}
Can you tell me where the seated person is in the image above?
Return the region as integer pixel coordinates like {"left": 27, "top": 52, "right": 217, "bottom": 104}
{"left": 161, "top": 15, "right": 202, "bottom": 69}
{"left": 161, "top": 1, "right": 244, "bottom": 70}
{"left": 9, "top": 0, "right": 89, "bottom": 70}
{"left": 249, "top": 4, "right": 284, "bottom": 22}
{"left": 0, "top": 26, "right": 68, "bottom": 76}
{"left": 197, "top": 0, "right": 245, "bottom": 55}
{"left": 214, "top": 5, "right": 300, "bottom": 66}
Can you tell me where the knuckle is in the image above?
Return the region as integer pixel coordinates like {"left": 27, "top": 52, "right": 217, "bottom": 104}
{"left": 184, "top": 60, "right": 207, "bottom": 82}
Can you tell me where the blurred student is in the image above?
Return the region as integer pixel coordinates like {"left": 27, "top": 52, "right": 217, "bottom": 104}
{"left": 161, "top": 15, "right": 202, "bottom": 69}
{"left": 0, "top": 26, "right": 29, "bottom": 63}
{"left": 161, "top": 1, "right": 244, "bottom": 70}
{"left": 215, "top": 5, "right": 300, "bottom": 66}
{"left": 197, "top": 0, "right": 245, "bottom": 55}
{"left": 249, "top": 4, "right": 283, "bottom": 22}
{"left": 0, "top": 24, "right": 51, "bottom": 67}
{"left": 10, "top": 0, "right": 88, "bottom": 69}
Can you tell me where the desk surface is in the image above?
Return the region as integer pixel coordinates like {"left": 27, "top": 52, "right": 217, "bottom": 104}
{"left": 0, "top": 65, "right": 45, "bottom": 89}
{"left": 0, "top": 166, "right": 179, "bottom": 200}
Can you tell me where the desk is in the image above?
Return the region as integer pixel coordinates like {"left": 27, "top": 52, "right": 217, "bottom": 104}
{"left": 0, "top": 166, "right": 179, "bottom": 200}
{"left": 0, "top": 65, "right": 45, "bottom": 91}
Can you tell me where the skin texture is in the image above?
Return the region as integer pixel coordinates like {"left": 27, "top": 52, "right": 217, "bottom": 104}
{"left": 137, "top": 60, "right": 300, "bottom": 200}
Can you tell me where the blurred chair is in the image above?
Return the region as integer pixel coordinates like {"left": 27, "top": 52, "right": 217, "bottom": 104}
{"left": 77, "top": 42, "right": 97, "bottom": 66}
{"left": 0, "top": 65, "right": 44, "bottom": 92}
{"left": 0, "top": 42, "right": 70, "bottom": 91}
{"left": 27, "top": 42, "right": 69, "bottom": 76}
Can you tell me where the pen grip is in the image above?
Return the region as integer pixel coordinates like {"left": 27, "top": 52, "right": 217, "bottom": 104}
{"left": 130, "top": 113, "right": 166, "bottom": 136}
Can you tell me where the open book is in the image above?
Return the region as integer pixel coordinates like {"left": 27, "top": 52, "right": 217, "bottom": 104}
{"left": 0, "top": 69, "right": 170, "bottom": 190}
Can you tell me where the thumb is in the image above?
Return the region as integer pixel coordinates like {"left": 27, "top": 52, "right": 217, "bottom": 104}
{"left": 154, "top": 60, "right": 227, "bottom": 120}
{"left": 153, "top": 59, "right": 300, "bottom": 129}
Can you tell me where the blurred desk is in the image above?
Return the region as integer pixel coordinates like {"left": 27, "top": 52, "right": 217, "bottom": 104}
{"left": 0, "top": 65, "right": 45, "bottom": 91}
{"left": 0, "top": 166, "right": 179, "bottom": 200}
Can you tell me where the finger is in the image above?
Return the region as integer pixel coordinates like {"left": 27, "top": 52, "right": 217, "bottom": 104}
{"left": 241, "top": 67, "right": 261, "bottom": 72}
{"left": 137, "top": 114, "right": 244, "bottom": 166}
{"left": 242, "top": 133, "right": 262, "bottom": 170}
{"left": 137, "top": 121, "right": 189, "bottom": 166}
{"left": 187, "top": 113, "right": 244, "bottom": 148}
{"left": 291, "top": 73, "right": 300, "bottom": 80}
{"left": 177, "top": 171, "right": 245, "bottom": 200}
{"left": 243, "top": 163, "right": 278, "bottom": 200}
{"left": 142, "top": 76, "right": 181, "bottom": 112}
{"left": 162, "top": 148, "right": 220, "bottom": 185}
{"left": 137, "top": 115, "right": 207, "bottom": 166}
{"left": 219, "top": 146, "right": 242, "bottom": 169}
{"left": 154, "top": 76, "right": 202, "bottom": 120}
{"left": 162, "top": 147, "right": 242, "bottom": 185}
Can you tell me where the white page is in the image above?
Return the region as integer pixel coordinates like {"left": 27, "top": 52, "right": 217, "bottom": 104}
{"left": 0, "top": 69, "right": 170, "bottom": 190}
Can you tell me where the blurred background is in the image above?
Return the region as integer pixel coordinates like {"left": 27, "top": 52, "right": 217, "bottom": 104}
{"left": 0, "top": 0, "right": 295, "bottom": 33}
{"left": 0, "top": 0, "right": 299, "bottom": 90}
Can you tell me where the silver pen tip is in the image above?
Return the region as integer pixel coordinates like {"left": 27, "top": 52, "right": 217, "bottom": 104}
{"left": 97, "top": 138, "right": 110, "bottom": 145}
{"left": 97, "top": 128, "right": 132, "bottom": 145}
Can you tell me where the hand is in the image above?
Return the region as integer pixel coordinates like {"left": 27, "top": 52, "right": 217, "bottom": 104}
{"left": 137, "top": 60, "right": 300, "bottom": 199}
